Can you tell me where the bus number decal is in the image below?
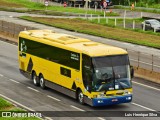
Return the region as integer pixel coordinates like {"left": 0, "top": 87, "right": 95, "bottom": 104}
{"left": 71, "top": 53, "right": 79, "bottom": 61}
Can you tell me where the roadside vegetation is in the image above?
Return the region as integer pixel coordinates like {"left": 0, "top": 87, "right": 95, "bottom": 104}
{"left": 113, "top": 0, "right": 160, "bottom": 13}
{"left": 0, "top": 0, "right": 119, "bottom": 16}
{"left": 114, "top": 5, "right": 160, "bottom": 14}
{"left": 20, "top": 16, "right": 160, "bottom": 49}
{"left": 112, "top": 0, "right": 160, "bottom": 8}
{"left": 0, "top": 97, "right": 13, "bottom": 110}
{"left": 0, "top": 97, "right": 39, "bottom": 120}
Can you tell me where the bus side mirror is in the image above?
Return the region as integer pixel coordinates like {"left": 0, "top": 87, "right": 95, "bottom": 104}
{"left": 130, "top": 66, "right": 134, "bottom": 78}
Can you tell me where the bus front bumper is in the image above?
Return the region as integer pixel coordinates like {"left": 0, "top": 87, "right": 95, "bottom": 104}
{"left": 92, "top": 94, "right": 132, "bottom": 106}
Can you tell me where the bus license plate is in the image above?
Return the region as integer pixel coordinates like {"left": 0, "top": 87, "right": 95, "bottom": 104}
{"left": 112, "top": 98, "right": 118, "bottom": 102}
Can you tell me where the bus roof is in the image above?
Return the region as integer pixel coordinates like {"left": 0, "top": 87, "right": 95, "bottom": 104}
{"left": 19, "top": 30, "right": 127, "bottom": 57}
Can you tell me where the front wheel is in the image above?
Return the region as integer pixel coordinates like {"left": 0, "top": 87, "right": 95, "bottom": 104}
{"left": 78, "top": 90, "right": 84, "bottom": 104}
{"left": 39, "top": 74, "right": 45, "bottom": 89}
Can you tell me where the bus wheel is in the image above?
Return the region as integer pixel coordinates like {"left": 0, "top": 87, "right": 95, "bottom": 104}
{"left": 78, "top": 90, "right": 84, "bottom": 104}
{"left": 39, "top": 74, "right": 45, "bottom": 89}
{"left": 32, "top": 71, "right": 39, "bottom": 86}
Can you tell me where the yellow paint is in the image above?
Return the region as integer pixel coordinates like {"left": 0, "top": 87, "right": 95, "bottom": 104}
{"left": 18, "top": 30, "right": 132, "bottom": 98}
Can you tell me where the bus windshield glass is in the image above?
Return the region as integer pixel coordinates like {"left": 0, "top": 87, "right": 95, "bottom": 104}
{"left": 92, "top": 55, "right": 131, "bottom": 92}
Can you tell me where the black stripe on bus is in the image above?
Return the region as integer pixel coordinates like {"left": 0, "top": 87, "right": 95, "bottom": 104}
{"left": 71, "top": 82, "right": 77, "bottom": 91}
{"left": 27, "top": 58, "right": 33, "bottom": 73}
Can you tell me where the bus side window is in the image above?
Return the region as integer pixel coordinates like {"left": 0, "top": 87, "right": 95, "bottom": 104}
{"left": 82, "top": 54, "right": 93, "bottom": 92}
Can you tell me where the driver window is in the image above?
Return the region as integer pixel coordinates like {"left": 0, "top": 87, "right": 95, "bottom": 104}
{"left": 82, "top": 54, "right": 93, "bottom": 92}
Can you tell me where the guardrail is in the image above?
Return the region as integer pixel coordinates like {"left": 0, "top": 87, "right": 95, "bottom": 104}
{"left": 0, "top": 20, "right": 160, "bottom": 73}
{"left": 127, "top": 49, "right": 160, "bottom": 73}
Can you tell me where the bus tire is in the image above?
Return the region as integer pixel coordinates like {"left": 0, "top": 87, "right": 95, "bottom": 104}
{"left": 32, "top": 71, "right": 39, "bottom": 86}
{"left": 78, "top": 90, "right": 84, "bottom": 105}
{"left": 39, "top": 74, "right": 45, "bottom": 89}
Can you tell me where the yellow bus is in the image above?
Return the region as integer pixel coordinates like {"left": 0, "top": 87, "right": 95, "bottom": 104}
{"left": 18, "top": 30, "right": 134, "bottom": 106}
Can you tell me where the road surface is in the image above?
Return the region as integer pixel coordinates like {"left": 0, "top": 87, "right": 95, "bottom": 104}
{"left": 0, "top": 40, "right": 160, "bottom": 120}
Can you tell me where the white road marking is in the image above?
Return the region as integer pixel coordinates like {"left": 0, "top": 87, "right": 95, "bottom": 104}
{"left": 70, "top": 105, "right": 85, "bottom": 111}
{"left": 132, "top": 81, "right": 160, "bottom": 91}
{"left": 0, "top": 93, "right": 35, "bottom": 111}
{"left": 0, "top": 94, "right": 52, "bottom": 120}
{"left": 0, "top": 74, "right": 4, "bottom": 77}
{"left": 9, "top": 79, "right": 20, "bottom": 84}
{"left": 132, "top": 102, "right": 156, "bottom": 111}
{"left": 97, "top": 117, "right": 106, "bottom": 120}
{"left": 27, "top": 87, "right": 39, "bottom": 92}
{"left": 47, "top": 95, "right": 61, "bottom": 102}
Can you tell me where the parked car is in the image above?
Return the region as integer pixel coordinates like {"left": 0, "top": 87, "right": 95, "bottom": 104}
{"left": 141, "top": 19, "right": 160, "bottom": 32}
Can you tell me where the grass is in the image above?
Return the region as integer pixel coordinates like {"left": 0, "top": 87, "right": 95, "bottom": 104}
{"left": 0, "top": 0, "right": 26, "bottom": 8}
{"left": 0, "top": 0, "right": 119, "bottom": 16}
{"left": 20, "top": 16, "right": 160, "bottom": 49}
{"left": 0, "top": 98, "right": 39, "bottom": 120}
{"left": 0, "top": 98, "right": 13, "bottom": 110}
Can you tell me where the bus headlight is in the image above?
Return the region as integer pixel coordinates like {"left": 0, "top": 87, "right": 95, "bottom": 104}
{"left": 126, "top": 96, "right": 132, "bottom": 100}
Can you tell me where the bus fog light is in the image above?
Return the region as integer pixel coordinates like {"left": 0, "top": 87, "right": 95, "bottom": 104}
{"left": 98, "top": 100, "right": 104, "bottom": 103}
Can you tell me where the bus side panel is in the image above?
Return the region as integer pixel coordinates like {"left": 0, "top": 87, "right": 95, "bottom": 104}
{"left": 31, "top": 55, "right": 82, "bottom": 91}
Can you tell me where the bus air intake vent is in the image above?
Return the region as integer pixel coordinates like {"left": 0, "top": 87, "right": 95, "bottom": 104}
{"left": 116, "top": 92, "right": 124, "bottom": 95}
{"left": 29, "top": 30, "right": 55, "bottom": 38}
{"left": 83, "top": 43, "right": 98, "bottom": 46}
{"left": 45, "top": 35, "right": 91, "bottom": 44}
{"left": 42, "top": 30, "right": 55, "bottom": 33}
{"left": 30, "top": 33, "right": 44, "bottom": 38}
{"left": 106, "top": 94, "right": 114, "bottom": 96}
{"left": 59, "top": 36, "right": 78, "bottom": 41}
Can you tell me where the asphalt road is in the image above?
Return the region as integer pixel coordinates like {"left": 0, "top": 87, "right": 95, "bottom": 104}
{"left": 0, "top": 40, "right": 160, "bottom": 120}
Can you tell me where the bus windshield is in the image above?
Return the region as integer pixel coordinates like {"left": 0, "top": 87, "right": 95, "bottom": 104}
{"left": 92, "top": 55, "right": 131, "bottom": 92}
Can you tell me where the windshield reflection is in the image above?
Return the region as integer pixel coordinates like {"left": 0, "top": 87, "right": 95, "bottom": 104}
{"left": 92, "top": 55, "right": 131, "bottom": 92}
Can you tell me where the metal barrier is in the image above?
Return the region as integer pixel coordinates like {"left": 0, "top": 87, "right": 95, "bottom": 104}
{"left": 127, "top": 49, "right": 160, "bottom": 73}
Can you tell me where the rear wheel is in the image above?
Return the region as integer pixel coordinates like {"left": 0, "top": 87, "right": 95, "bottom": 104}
{"left": 32, "top": 72, "right": 39, "bottom": 86}
{"left": 78, "top": 90, "right": 84, "bottom": 104}
{"left": 39, "top": 74, "right": 45, "bottom": 89}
